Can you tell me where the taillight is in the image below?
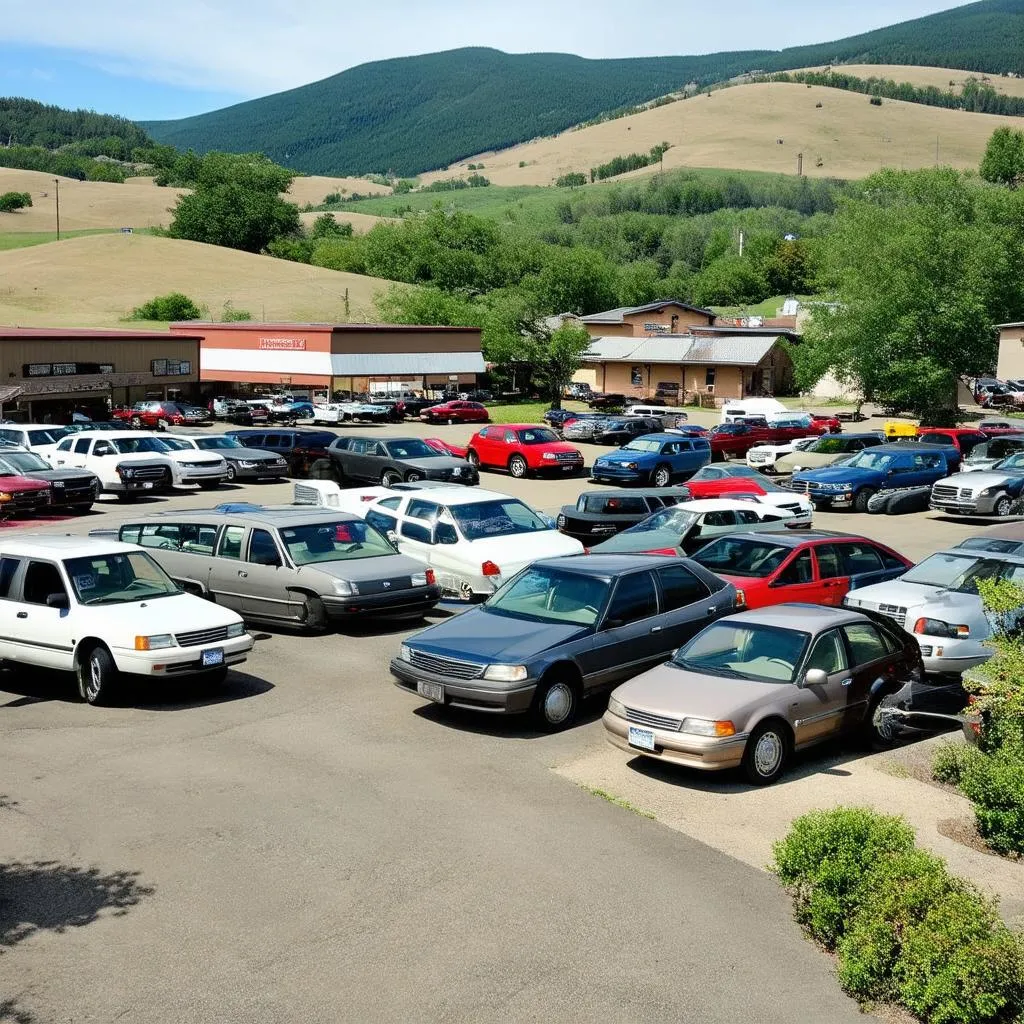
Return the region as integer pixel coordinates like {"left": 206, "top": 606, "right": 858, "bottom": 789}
{"left": 735, "top": 589, "right": 746, "bottom": 608}
{"left": 425, "top": 569, "right": 436, "bottom": 585}
{"left": 481, "top": 560, "right": 501, "bottom": 577}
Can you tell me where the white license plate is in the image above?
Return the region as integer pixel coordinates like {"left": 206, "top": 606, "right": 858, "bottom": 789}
{"left": 143, "top": 482, "right": 154, "bottom": 489}
{"left": 417, "top": 680, "right": 444, "bottom": 703}
{"left": 201, "top": 648, "right": 224, "bottom": 666}
{"left": 628, "top": 726, "right": 656, "bottom": 751}
{"left": 561, "top": 465, "right": 575, "bottom": 472}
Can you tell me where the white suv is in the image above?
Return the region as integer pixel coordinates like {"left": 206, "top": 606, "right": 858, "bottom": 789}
{"left": 746, "top": 436, "right": 819, "bottom": 472}
{"left": 0, "top": 535, "right": 253, "bottom": 703}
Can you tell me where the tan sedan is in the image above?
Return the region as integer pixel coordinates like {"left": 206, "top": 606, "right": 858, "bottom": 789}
{"left": 773, "top": 434, "right": 881, "bottom": 475}
{"left": 602, "top": 605, "right": 924, "bottom": 784}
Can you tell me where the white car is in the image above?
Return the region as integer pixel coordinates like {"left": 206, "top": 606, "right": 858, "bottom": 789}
{"left": 0, "top": 535, "right": 253, "bottom": 704}
{"left": 152, "top": 436, "right": 229, "bottom": 487}
{"left": 0, "top": 423, "right": 75, "bottom": 459}
{"left": 843, "top": 547, "right": 1024, "bottom": 676}
{"left": 746, "top": 436, "right": 820, "bottom": 472}
{"left": 49, "top": 430, "right": 176, "bottom": 497}
{"left": 731, "top": 491, "right": 814, "bottom": 527}
{"left": 341, "top": 485, "right": 584, "bottom": 599}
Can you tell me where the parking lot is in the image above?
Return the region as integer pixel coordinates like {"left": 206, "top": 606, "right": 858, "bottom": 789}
{"left": 0, "top": 413, "right": 1002, "bottom": 1023}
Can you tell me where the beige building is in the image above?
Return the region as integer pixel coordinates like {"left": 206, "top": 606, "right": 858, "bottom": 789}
{"left": 996, "top": 321, "right": 1024, "bottom": 381}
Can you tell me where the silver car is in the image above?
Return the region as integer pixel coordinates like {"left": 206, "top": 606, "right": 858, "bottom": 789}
{"left": 929, "top": 451, "right": 1024, "bottom": 516}
{"left": 113, "top": 507, "right": 441, "bottom": 629}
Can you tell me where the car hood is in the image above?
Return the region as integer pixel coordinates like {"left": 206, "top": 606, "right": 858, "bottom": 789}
{"left": 613, "top": 663, "right": 794, "bottom": 724}
{"left": 592, "top": 529, "right": 684, "bottom": 553}
{"left": 107, "top": 452, "right": 175, "bottom": 465}
{"left": 299, "top": 554, "right": 425, "bottom": 583}
{"left": 409, "top": 607, "right": 591, "bottom": 663}
{"left": 937, "top": 470, "right": 1021, "bottom": 489}
{"left": 794, "top": 465, "right": 878, "bottom": 482}
{"left": 402, "top": 455, "right": 468, "bottom": 470}
{"left": 17, "top": 467, "right": 97, "bottom": 482}
{"left": 165, "top": 451, "right": 225, "bottom": 466}
{"left": 468, "top": 531, "right": 584, "bottom": 574}
{"left": 86, "top": 591, "right": 243, "bottom": 638}
{"left": 777, "top": 451, "right": 839, "bottom": 468}
{"left": 0, "top": 474, "right": 50, "bottom": 491}
{"left": 531, "top": 442, "right": 581, "bottom": 455}
{"left": 849, "top": 579, "right": 976, "bottom": 613}
{"left": 229, "top": 448, "right": 286, "bottom": 461}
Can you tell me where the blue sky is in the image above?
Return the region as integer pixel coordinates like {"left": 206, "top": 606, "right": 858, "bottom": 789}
{"left": 1, "top": 0, "right": 969, "bottom": 122}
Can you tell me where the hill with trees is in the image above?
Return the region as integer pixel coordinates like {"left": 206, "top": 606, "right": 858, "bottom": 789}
{"left": 142, "top": 0, "right": 1024, "bottom": 175}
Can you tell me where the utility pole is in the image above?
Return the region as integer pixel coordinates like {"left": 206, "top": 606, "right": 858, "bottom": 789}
{"left": 53, "top": 178, "right": 60, "bottom": 241}
{"left": 797, "top": 152, "right": 803, "bottom": 176}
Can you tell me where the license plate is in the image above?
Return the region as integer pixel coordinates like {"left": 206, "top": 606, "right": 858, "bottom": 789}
{"left": 628, "top": 726, "right": 656, "bottom": 751}
{"left": 417, "top": 680, "right": 444, "bottom": 703}
{"left": 201, "top": 648, "right": 224, "bottom": 666}
{"left": 143, "top": 482, "right": 154, "bottom": 489}
{"left": 561, "top": 465, "right": 575, "bottom": 472}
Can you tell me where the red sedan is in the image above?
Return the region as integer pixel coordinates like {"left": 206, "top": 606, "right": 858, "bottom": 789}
{"left": 467, "top": 424, "right": 585, "bottom": 478}
{"left": 689, "top": 531, "right": 912, "bottom": 609}
{"left": 683, "top": 464, "right": 781, "bottom": 499}
{"left": 424, "top": 437, "right": 468, "bottom": 459}
{"left": 420, "top": 401, "right": 490, "bottom": 425}
{"left": 113, "top": 401, "right": 184, "bottom": 430}
{"left": 810, "top": 413, "right": 842, "bottom": 433}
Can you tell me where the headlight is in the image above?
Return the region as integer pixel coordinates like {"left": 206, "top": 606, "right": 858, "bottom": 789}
{"left": 791, "top": 465, "right": 802, "bottom": 472}
{"left": 608, "top": 696, "right": 627, "bottom": 719}
{"left": 333, "top": 579, "right": 356, "bottom": 595}
{"left": 0, "top": 492, "right": 11, "bottom": 502}
{"left": 119, "top": 467, "right": 135, "bottom": 479}
{"left": 134, "top": 634, "right": 175, "bottom": 651}
{"left": 482, "top": 664, "right": 528, "bottom": 682}
{"left": 681, "top": 717, "right": 737, "bottom": 737}
{"left": 400, "top": 644, "right": 413, "bottom": 662}
{"left": 624, "top": 462, "right": 639, "bottom": 470}
{"left": 542, "top": 452, "right": 557, "bottom": 460}
{"left": 238, "top": 460, "right": 258, "bottom": 468}
{"left": 226, "top": 622, "right": 245, "bottom": 638}
{"left": 451, "top": 466, "right": 463, "bottom": 476}
{"left": 913, "top": 618, "right": 970, "bottom": 638}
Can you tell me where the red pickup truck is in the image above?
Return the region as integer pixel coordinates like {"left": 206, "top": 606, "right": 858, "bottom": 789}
{"left": 709, "top": 421, "right": 826, "bottom": 460}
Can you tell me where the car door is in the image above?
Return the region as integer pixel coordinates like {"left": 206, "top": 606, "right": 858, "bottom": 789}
{"left": 239, "top": 527, "right": 295, "bottom": 622}
{"left": 342, "top": 438, "right": 373, "bottom": 481}
{"left": 207, "top": 524, "right": 247, "bottom": 612}
{"left": 580, "top": 570, "right": 663, "bottom": 690}
{"left": 4, "top": 558, "right": 76, "bottom": 670}
{"left": 765, "top": 548, "right": 826, "bottom": 603}
{"left": 652, "top": 562, "right": 727, "bottom": 650}
{"left": 395, "top": 499, "right": 439, "bottom": 568}
{"left": 471, "top": 426, "right": 498, "bottom": 466}
{"left": 811, "top": 543, "right": 850, "bottom": 606}
{"left": 837, "top": 621, "right": 902, "bottom": 731}
{"left": 836, "top": 541, "right": 890, "bottom": 595}
{"left": 791, "top": 628, "right": 854, "bottom": 745}
{"left": 0, "top": 556, "right": 26, "bottom": 661}
{"left": 50, "top": 436, "right": 78, "bottom": 467}
{"left": 684, "top": 510, "right": 739, "bottom": 553}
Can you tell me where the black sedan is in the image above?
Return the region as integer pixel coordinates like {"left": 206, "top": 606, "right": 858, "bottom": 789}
{"left": 390, "top": 553, "right": 741, "bottom": 730}
{"left": 595, "top": 416, "right": 664, "bottom": 446}
{"left": 0, "top": 448, "right": 100, "bottom": 512}
{"left": 556, "top": 489, "right": 690, "bottom": 543}
{"left": 327, "top": 436, "right": 479, "bottom": 486}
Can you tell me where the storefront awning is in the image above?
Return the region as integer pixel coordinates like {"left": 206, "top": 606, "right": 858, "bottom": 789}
{"left": 329, "top": 352, "right": 486, "bottom": 376}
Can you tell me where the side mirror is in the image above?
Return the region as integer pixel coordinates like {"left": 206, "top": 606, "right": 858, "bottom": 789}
{"left": 46, "top": 592, "right": 69, "bottom": 610}
{"left": 803, "top": 668, "right": 828, "bottom": 688}
{"left": 603, "top": 617, "right": 624, "bottom": 631}
{"left": 386, "top": 530, "right": 399, "bottom": 546}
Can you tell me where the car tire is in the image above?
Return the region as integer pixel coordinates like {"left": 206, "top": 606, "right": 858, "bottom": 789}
{"left": 77, "top": 644, "right": 118, "bottom": 706}
{"left": 310, "top": 458, "right": 335, "bottom": 481}
{"left": 652, "top": 464, "right": 672, "bottom": 487}
{"left": 852, "top": 487, "right": 876, "bottom": 513}
{"left": 466, "top": 449, "right": 480, "bottom": 468}
{"left": 531, "top": 670, "right": 579, "bottom": 732}
{"left": 992, "top": 492, "right": 1014, "bottom": 518}
{"left": 508, "top": 455, "right": 528, "bottom": 478}
{"left": 405, "top": 471, "right": 423, "bottom": 482}
{"left": 225, "top": 464, "right": 237, "bottom": 482}
{"left": 742, "top": 719, "right": 790, "bottom": 785}
{"left": 863, "top": 691, "right": 900, "bottom": 750}
{"left": 381, "top": 469, "right": 402, "bottom": 486}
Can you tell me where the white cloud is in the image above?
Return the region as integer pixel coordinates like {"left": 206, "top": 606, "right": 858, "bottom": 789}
{"left": 0, "top": 0, "right": 969, "bottom": 98}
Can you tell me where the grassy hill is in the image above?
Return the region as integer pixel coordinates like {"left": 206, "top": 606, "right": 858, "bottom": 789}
{"left": 142, "top": 0, "right": 1024, "bottom": 176}
{"left": 0, "top": 233, "right": 397, "bottom": 329}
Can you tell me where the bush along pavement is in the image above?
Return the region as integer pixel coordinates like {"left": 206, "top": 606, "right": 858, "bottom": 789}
{"left": 773, "top": 807, "right": 1024, "bottom": 1023}
{"left": 931, "top": 579, "right": 1024, "bottom": 857}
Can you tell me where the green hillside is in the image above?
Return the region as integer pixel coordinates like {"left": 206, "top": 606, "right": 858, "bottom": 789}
{"left": 143, "top": 0, "right": 1024, "bottom": 176}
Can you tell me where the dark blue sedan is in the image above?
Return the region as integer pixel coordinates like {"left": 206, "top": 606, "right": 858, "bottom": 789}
{"left": 591, "top": 433, "right": 712, "bottom": 487}
{"left": 390, "top": 553, "right": 740, "bottom": 730}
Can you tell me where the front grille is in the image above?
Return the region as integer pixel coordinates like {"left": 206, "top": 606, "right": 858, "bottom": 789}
{"left": 359, "top": 575, "right": 413, "bottom": 595}
{"left": 408, "top": 650, "right": 483, "bottom": 679}
{"left": 875, "top": 603, "right": 908, "bottom": 629}
{"left": 180, "top": 460, "right": 220, "bottom": 470}
{"left": 919, "top": 645, "right": 934, "bottom": 657}
{"left": 788, "top": 481, "right": 811, "bottom": 494}
{"left": 554, "top": 451, "right": 581, "bottom": 462}
{"left": 10, "top": 489, "right": 47, "bottom": 510}
{"left": 625, "top": 707, "right": 683, "bottom": 731}
{"left": 175, "top": 625, "right": 231, "bottom": 647}
{"left": 748, "top": 452, "right": 770, "bottom": 463}
{"left": 778, "top": 503, "right": 803, "bottom": 514}
{"left": 931, "top": 484, "right": 960, "bottom": 501}
{"left": 52, "top": 477, "right": 96, "bottom": 499}
{"left": 129, "top": 464, "right": 168, "bottom": 481}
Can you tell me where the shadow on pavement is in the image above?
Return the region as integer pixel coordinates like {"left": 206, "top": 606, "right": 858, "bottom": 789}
{"left": 412, "top": 692, "right": 608, "bottom": 739}
{"left": 0, "top": 998, "right": 39, "bottom": 1024}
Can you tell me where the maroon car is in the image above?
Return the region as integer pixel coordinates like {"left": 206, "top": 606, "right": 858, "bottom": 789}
{"left": 420, "top": 401, "right": 490, "bottom": 425}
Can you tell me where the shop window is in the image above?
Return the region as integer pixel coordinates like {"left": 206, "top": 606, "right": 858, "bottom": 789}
{"left": 705, "top": 368, "right": 716, "bottom": 388}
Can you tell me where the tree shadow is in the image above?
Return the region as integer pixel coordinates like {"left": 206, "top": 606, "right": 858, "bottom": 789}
{"left": 0, "top": 860, "right": 154, "bottom": 949}
{"left": 0, "top": 998, "right": 39, "bottom": 1023}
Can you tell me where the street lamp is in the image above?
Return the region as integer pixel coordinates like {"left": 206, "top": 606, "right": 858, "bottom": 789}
{"left": 53, "top": 178, "right": 60, "bottom": 241}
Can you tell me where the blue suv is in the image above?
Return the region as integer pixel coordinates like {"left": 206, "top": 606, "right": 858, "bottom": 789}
{"left": 791, "top": 442, "right": 958, "bottom": 512}
{"left": 591, "top": 433, "right": 712, "bottom": 487}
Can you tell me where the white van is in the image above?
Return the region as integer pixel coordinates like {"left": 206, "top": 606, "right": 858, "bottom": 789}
{"left": 625, "top": 405, "right": 688, "bottom": 428}
{"left": 720, "top": 398, "right": 788, "bottom": 423}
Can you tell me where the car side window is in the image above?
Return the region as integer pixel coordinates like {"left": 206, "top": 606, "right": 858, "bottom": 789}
{"left": 776, "top": 550, "right": 814, "bottom": 586}
{"left": 735, "top": 509, "right": 761, "bottom": 524}
{"left": 23, "top": 561, "right": 66, "bottom": 606}
{"left": 378, "top": 497, "right": 402, "bottom": 510}
{"left": 879, "top": 550, "right": 907, "bottom": 571}
{"left": 815, "top": 544, "right": 844, "bottom": 579}
{"left": 606, "top": 571, "right": 658, "bottom": 624}
{"left": 180, "top": 523, "right": 217, "bottom": 555}
{"left": 435, "top": 522, "right": 458, "bottom": 545}
{"left": 503, "top": 431, "right": 516, "bottom": 444}
{"left": 93, "top": 441, "right": 115, "bottom": 456}
{"left": 366, "top": 510, "right": 397, "bottom": 535}
{"left": 248, "top": 529, "right": 282, "bottom": 567}
{"left": 804, "top": 629, "right": 849, "bottom": 675}
{"left": 840, "top": 543, "right": 884, "bottom": 575}
{"left": 0, "top": 557, "right": 20, "bottom": 599}
{"left": 406, "top": 500, "right": 439, "bottom": 521}
{"left": 74, "top": 439, "right": 91, "bottom": 454}
{"left": 401, "top": 520, "right": 432, "bottom": 543}
{"left": 842, "top": 623, "right": 891, "bottom": 666}
{"left": 368, "top": 442, "right": 387, "bottom": 457}
{"left": 138, "top": 524, "right": 181, "bottom": 550}
{"left": 656, "top": 564, "right": 709, "bottom": 610}
{"left": 218, "top": 526, "right": 245, "bottom": 560}
{"left": 702, "top": 511, "right": 736, "bottom": 527}
{"left": 263, "top": 435, "right": 283, "bottom": 448}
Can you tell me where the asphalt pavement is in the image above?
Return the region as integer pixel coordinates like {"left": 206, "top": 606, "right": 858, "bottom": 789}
{"left": 0, "top": 413, "right": 993, "bottom": 1023}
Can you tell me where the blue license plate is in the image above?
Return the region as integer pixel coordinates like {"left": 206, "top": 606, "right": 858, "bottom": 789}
{"left": 202, "top": 648, "right": 224, "bottom": 667}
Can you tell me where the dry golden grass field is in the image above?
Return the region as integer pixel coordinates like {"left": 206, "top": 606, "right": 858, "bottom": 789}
{"left": 0, "top": 233, "right": 398, "bottom": 329}
{"left": 287, "top": 175, "right": 391, "bottom": 206}
{"left": 297, "top": 210, "right": 392, "bottom": 234}
{"left": 425, "top": 80, "right": 1024, "bottom": 185}
{"left": 794, "top": 63, "right": 1024, "bottom": 97}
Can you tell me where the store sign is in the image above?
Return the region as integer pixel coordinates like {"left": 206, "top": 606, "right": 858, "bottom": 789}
{"left": 643, "top": 323, "right": 671, "bottom": 334}
{"left": 23, "top": 362, "right": 114, "bottom": 377}
{"left": 259, "top": 337, "right": 307, "bottom": 351}
{"left": 151, "top": 359, "right": 193, "bottom": 377}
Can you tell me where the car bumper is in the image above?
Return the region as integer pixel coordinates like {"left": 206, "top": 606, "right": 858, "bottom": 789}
{"left": 322, "top": 585, "right": 441, "bottom": 619}
{"left": 591, "top": 466, "right": 646, "bottom": 482}
{"left": 390, "top": 658, "right": 537, "bottom": 713}
{"left": 802, "top": 491, "right": 854, "bottom": 506}
{"left": 110, "top": 634, "right": 254, "bottom": 676}
{"left": 915, "top": 636, "right": 993, "bottom": 676}
{"left": 602, "top": 711, "right": 748, "bottom": 771}
{"left": 232, "top": 463, "right": 289, "bottom": 479}
{"left": 427, "top": 472, "right": 479, "bottom": 486}
{"left": 176, "top": 468, "right": 228, "bottom": 484}
{"left": 106, "top": 478, "right": 167, "bottom": 494}
{"left": 929, "top": 496, "right": 999, "bottom": 515}
{"left": 538, "top": 461, "right": 585, "bottom": 475}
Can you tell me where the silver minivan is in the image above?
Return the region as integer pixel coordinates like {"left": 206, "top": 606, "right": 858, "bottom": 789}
{"left": 113, "top": 506, "right": 441, "bottom": 629}
{"left": 624, "top": 405, "right": 689, "bottom": 429}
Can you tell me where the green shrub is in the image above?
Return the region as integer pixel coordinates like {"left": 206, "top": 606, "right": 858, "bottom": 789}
{"left": 772, "top": 806, "right": 916, "bottom": 947}
{"left": 128, "top": 292, "right": 202, "bottom": 321}
{"left": 960, "top": 748, "right": 1024, "bottom": 855}
{"left": 932, "top": 741, "right": 981, "bottom": 786}
{"left": 895, "top": 887, "right": 1024, "bottom": 1024}
{"left": 0, "top": 191, "right": 32, "bottom": 212}
{"left": 220, "top": 303, "right": 252, "bottom": 322}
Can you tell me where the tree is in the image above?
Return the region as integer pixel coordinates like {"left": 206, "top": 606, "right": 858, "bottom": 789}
{"left": 169, "top": 183, "right": 300, "bottom": 253}
{"left": 374, "top": 285, "right": 480, "bottom": 327}
{"left": 310, "top": 213, "right": 353, "bottom": 239}
{"left": 529, "top": 246, "right": 618, "bottom": 315}
{"left": 980, "top": 127, "right": 1024, "bottom": 189}
{"left": 0, "top": 191, "right": 31, "bottom": 212}
{"left": 128, "top": 292, "right": 203, "bottom": 321}
{"left": 797, "top": 168, "right": 1024, "bottom": 423}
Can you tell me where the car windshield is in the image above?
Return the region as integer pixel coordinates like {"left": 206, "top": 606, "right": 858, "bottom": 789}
{"left": 64, "top": 551, "right": 180, "bottom": 605}
{"left": 196, "top": 437, "right": 244, "bottom": 450}
{"left": 901, "top": 552, "right": 1003, "bottom": 592}
{"left": 159, "top": 437, "right": 192, "bottom": 450}
{"left": 579, "top": 495, "right": 650, "bottom": 514}
{"left": 484, "top": 567, "right": 608, "bottom": 626}
{"left": 844, "top": 450, "right": 894, "bottom": 471}
{"left": 673, "top": 622, "right": 810, "bottom": 683}
{"left": 623, "top": 506, "right": 697, "bottom": 534}
{"left": 111, "top": 436, "right": 170, "bottom": 454}
{"left": 279, "top": 520, "right": 395, "bottom": 564}
{"left": 516, "top": 428, "right": 559, "bottom": 444}
{"left": 753, "top": 478, "right": 791, "bottom": 494}
{"left": 809, "top": 437, "right": 851, "bottom": 454}
{"left": 993, "top": 452, "right": 1024, "bottom": 472}
{"left": 450, "top": 499, "right": 549, "bottom": 540}
{"left": 384, "top": 439, "right": 437, "bottom": 459}
{"left": 27, "top": 428, "right": 69, "bottom": 445}
{"left": 622, "top": 439, "right": 662, "bottom": 453}
{"left": 0, "top": 451, "right": 49, "bottom": 472}
{"left": 692, "top": 538, "right": 793, "bottom": 577}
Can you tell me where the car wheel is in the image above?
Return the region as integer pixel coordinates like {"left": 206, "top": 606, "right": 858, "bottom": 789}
{"left": 863, "top": 692, "right": 901, "bottom": 750}
{"left": 77, "top": 644, "right": 118, "bottom": 706}
{"left": 466, "top": 449, "right": 480, "bottom": 468}
{"left": 852, "top": 487, "right": 876, "bottom": 513}
{"left": 508, "top": 455, "right": 528, "bottom": 478}
{"left": 652, "top": 464, "right": 672, "bottom": 487}
{"left": 405, "top": 471, "right": 423, "bottom": 482}
{"left": 993, "top": 493, "right": 1014, "bottom": 517}
{"left": 381, "top": 469, "right": 402, "bottom": 486}
{"left": 310, "top": 458, "right": 336, "bottom": 481}
{"left": 742, "top": 720, "right": 790, "bottom": 785}
{"left": 531, "top": 671, "right": 579, "bottom": 732}
{"left": 130, "top": 416, "right": 142, "bottom": 429}
{"left": 225, "top": 463, "right": 237, "bottom": 482}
